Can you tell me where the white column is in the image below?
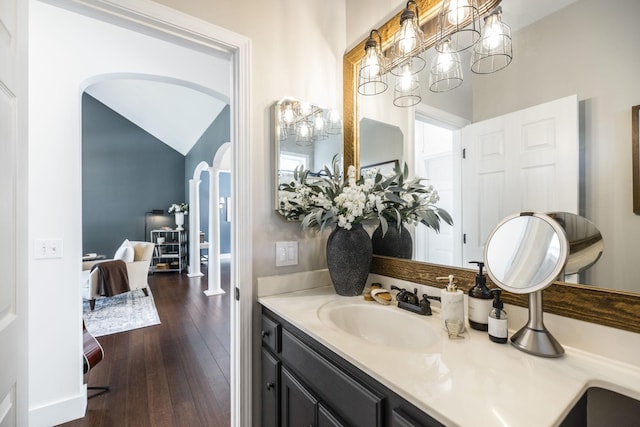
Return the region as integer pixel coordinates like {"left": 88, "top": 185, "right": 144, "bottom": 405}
{"left": 204, "top": 166, "right": 224, "bottom": 296}
{"left": 188, "top": 178, "right": 203, "bottom": 277}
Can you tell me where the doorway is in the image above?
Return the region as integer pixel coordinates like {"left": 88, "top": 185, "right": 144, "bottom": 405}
{"left": 30, "top": 1, "right": 252, "bottom": 425}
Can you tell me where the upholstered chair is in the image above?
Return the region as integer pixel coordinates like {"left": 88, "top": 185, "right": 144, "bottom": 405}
{"left": 82, "top": 240, "right": 155, "bottom": 310}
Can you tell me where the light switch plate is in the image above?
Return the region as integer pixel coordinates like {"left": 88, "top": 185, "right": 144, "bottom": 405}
{"left": 275, "top": 241, "right": 298, "bottom": 266}
{"left": 34, "top": 238, "right": 63, "bottom": 259}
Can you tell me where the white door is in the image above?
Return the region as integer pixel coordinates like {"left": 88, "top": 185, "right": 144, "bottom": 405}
{"left": 0, "top": 0, "right": 27, "bottom": 426}
{"left": 462, "top": 95, "right": 579, "bottom": 264}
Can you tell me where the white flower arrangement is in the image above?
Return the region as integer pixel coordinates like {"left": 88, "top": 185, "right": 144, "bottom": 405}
{"left": 168, "top": 203, "right": 188, "bottom": 214}
{"left": 278, "top": 156, "right": 453, "bottom": 235}
{"left": 278, "top": 156, "right": 377, "bottom": 230}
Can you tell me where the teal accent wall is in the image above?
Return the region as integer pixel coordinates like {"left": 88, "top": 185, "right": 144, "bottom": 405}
{"left": 82, "top": 94, "right": 185, "bottom": 256}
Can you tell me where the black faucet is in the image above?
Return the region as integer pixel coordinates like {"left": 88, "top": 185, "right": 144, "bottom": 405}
{"left": 391, "top": 286, "right": 437, "bottom": 316}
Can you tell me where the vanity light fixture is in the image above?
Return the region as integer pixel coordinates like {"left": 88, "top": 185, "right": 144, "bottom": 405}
{"left": 277, "top": 98, "right": 341, "bottom": 144}
{"left": 358, "top": 30, "right": 388, "bottom": 96}
{"left": 429, "top": 38, "right": 464, "bottom": 92}
{"left": 436, "top": 0, "right": 481, "bottom": 53}
{"left": 390, "top": 1, "right": 426, "bottom": 77}
{"left": 471, "top": 7, "right": 512, "bottom": 74}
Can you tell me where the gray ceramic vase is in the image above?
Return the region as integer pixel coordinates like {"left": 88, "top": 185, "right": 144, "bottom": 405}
{"left": 326, "top": 223, "right": 372, "bottom": 296}
{"left": 371, "top": 221, "right": 413, "bottom": 259}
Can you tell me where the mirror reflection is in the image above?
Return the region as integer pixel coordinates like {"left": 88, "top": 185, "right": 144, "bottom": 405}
{"left": 274, "top": 97, "right": 342, "bottom": 210}
{"left": 350, "top": 0, "right": 640, "bottom": 294}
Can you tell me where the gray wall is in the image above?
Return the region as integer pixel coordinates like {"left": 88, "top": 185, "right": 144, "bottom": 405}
{"left": 82, "top": 93, "right": 185, "bottom": 256}
{"left": 185, "top": 105, "right": 231, "bottom": 253}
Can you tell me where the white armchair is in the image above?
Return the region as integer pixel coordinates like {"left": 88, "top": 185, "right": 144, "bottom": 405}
{"left": 82, "top": 241, "right": 155, "bottom": 310}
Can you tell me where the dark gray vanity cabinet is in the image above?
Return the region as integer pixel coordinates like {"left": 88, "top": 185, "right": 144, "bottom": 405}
{"left": 261, "top": 308, "right": 444, "bottom": 427}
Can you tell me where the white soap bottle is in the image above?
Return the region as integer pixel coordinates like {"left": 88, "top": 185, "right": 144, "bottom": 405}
{"left": 437, "top": 275, "right": 465, "bottom": 333}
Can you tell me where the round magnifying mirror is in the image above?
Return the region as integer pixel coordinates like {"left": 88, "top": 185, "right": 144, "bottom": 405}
{"left": 484, "top": 212, "right": 569, "bottom": 294}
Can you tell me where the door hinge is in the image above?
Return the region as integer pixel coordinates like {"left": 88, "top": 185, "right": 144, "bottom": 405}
{"left": 463, "top": 233, "right": 467, "bottom": 244}
{"left": 462, "top": 148, "right": 466, "bottom": 159}
{"left": 235, "top": 287, "right": 240, "bottom": 301}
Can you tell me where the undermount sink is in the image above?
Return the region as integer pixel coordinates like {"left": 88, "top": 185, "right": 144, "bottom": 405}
{"left": 317, "top": 299, "right": 440, "bottom": 350}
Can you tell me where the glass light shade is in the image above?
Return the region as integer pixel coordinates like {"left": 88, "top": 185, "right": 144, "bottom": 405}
{"left": 326, "top": 109, "right": 342, "bottom": 135}
{"left": 471, "top": 11, "right": 513, "bottom": 74}
{"left": 313, "top": 114, "right": 328, "bottom": 141}
{"left": 358, "top": 35, "right": 388, "bottom": 96}
{"left": 436, "top": 0, "right": 480, "bottom": 53}
{"left": 295, "top": 122, "right": 312, "bottom": 146}
{"left": 429, "top": 40, "right": 463, "bottom": 92}
{"left": 393, "top": 64, "right": 421, "bottom": 107}
{"left": 390, "top": 4, "right": 426, "bottom": 76}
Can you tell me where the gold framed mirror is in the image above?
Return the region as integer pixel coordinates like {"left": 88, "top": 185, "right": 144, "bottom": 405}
{"left": 343, "top": 0, "right": 640, "bottom": 333}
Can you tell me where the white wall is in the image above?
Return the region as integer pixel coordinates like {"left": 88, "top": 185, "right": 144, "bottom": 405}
{"left": 471, "top": 0, "right": 640, "bottom": 291}
{"left": 28, "top": 2, "right": 230, "bottom": 424}
{"left": 151, "top": 0, "right": 347, "bottom": 277}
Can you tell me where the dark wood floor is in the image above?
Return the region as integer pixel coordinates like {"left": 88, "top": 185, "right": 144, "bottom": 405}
{"left": 61, "top": 262, "right": 231, "bottom": 427}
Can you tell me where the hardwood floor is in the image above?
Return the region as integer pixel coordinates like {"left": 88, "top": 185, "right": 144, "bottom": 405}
{"left": 61, "top": 262, "right": 231, "bottom": 427}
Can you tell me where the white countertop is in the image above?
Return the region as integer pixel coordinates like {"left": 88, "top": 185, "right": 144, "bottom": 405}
{"left": 259, "top": 286, "right": 640, "bottom": 427}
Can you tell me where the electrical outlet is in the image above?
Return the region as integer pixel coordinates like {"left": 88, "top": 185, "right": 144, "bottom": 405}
{"left": 275, "top": 241, "right": 298, "bottom": 266}
{"left": 34, "top": 239, "right": 64, "bottom": 259}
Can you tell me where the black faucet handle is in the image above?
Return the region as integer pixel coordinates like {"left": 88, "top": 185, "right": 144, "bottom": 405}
{"left": 420, "top": 294, "right": 433, "bottom": 315}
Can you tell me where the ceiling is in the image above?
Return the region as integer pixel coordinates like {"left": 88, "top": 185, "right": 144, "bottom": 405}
{"left": 85, "top": 79, "right": 228, "bottom": 156}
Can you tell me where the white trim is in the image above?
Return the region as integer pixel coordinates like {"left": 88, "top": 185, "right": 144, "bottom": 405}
{"left": 39, "top": 1, "right": 252, "bottom": 425}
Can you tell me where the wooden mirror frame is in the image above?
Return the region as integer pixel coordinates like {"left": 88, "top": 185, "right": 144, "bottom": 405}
{"left": 343, "top": 0, "right": 640, "bottom": 333}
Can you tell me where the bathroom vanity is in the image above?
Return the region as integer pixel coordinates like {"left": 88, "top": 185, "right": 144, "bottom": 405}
{"left": 258, "top": 284, "right": 640, "bottom": 426}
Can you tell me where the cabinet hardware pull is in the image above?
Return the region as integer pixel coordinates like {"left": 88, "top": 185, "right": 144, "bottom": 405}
{"left": 266, "top": 382, "right": 274, "bottom": 391}
{"left": 261, "top": 330, "right": 270, "bottom": 338}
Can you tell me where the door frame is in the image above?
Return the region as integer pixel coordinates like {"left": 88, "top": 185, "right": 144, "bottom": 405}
{"left": 41, "top": 0, "right": 253, "bottom": 424}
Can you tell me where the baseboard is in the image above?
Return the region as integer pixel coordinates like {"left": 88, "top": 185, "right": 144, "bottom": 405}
{"left": 29, "top": 387, "right": 87, "bottom": 427}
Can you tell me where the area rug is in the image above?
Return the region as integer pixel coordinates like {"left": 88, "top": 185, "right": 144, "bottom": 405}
{"left": 83, "top": 289, "right": 161, "bottom": 337}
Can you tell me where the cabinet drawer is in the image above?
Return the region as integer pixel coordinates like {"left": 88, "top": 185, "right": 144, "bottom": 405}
{"left": 261, "top": 349, "right": 280, "bottom": 427}
{"left": 281, "top": 329, "right": 383, "bottom": 427}
{"left": 261, "top": 315, "right": 281, "bottom": 353}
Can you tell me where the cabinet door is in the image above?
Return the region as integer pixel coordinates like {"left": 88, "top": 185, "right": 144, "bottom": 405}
{"left": 281, "top": 367, "right": 317, "bottom": 427}
{"left": 318, "top": 403, "right": 346, "bottom": 427}
{"left": 261, "top": 349, "right": 280, "bottom": 427}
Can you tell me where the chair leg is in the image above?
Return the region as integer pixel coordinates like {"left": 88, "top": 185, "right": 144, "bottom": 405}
{"left": 142, "top": 288, "right": 149, "bottom": 297}
{"left": 87, "top": 385, "right": 110, "bottom": 399}
{"left": 90, "top": 299, "right": 96, "bottom": 311}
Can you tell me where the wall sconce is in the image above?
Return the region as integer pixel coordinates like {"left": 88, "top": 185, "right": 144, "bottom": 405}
{"left": 436, "top": 0, "right": 481, "bottom": 53}
{"left": 471, "top": 7, "right": 512, "bottom": 74}
{"left": 358, "top": 29, "right": 387, "bottom": 96}
{"left": 390, "top": 1, "right": 426, "bottom": 75}
{"left": 429, "top": 38, "right": 464, "bottom": 92}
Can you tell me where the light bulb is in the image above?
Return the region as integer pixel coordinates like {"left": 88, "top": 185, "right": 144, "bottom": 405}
{"left": 299, "top": 124, "right": 309, "bottom": 138}
{"left": 363, "top": 47, "right": 381, "bottom": 78}
{"left": 400, "top": 66, "right": 413, "bottom": 91}
{"left": 314, "top": 115, "right": 325, "bottom": 131}
{"left": 329, "top": 109, "right": 340, "bottom": 123}
{"left": 482, "top": 14, "right": 503, "bottom": 50}
{"left": 283, "top": 104, "right": 295, "bottom": 124}
{"left": 435, "top": 41, "right": 454, "bottom": 72}
{"left": 447, "top": 0, "right": 469, "bottom": 25}
{"left": 299, "top": 102, "right": 311, "bottom": 116}
{"left": 399, "top": 19, "right": 418, "bottom": 54}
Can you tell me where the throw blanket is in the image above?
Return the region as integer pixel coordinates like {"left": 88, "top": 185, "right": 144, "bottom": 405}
{"left": 91, "top": 260, "right": 130, "bottom": 297}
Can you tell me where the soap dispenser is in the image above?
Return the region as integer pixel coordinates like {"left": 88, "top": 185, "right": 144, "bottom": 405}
{"left": 468, "top": 261, "right": 493, "bottom": 331}
{"left": 488, "top": 289, "right": 508, "bottom": 344}
{"left": 437, "top": 275, "right": 465, "bottom": 333}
